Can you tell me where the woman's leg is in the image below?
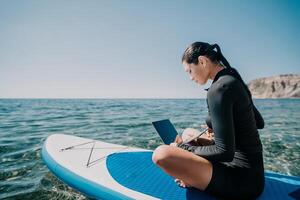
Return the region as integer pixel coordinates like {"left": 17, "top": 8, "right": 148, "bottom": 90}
{"left": 182, "top": 128, "right": 199, "bottom": 141}
{"left": 182, "top": 127, "right": 215, "bottom": 145}
{"left": 152, "top": 145, "right": 213, "bottom": 191}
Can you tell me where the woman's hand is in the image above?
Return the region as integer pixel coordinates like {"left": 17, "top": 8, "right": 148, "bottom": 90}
{"left": 170, "top": 135, "right": 183, "bottom": 147}
{"left": 200, "top": 124, "right": 214, "bottom": 140}
{"left": 170, "top": 142, "right": 178, "bottom": 147}
{"left": 175, "top": 134, "right": 183, "bottom": 144}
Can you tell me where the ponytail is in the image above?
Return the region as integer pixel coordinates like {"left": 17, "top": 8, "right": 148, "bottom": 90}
{"left": 211, "top": 43, "right": 254, "bottom": 103}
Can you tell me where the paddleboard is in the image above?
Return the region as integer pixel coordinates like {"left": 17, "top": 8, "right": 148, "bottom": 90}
{"left": 42, "top": 134, "right": 300, "bottom": 200}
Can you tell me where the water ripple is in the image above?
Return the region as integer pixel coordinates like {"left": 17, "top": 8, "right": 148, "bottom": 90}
{"left": 0, "top": 99, "right": 299, "bottom": 199}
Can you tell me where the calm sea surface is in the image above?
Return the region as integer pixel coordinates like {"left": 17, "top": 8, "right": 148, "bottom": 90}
{"left": 0, "top": 99, "right": 299, "bottom": 199}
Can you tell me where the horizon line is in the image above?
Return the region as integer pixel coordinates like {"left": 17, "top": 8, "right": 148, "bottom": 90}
{"left": 0, "top": 97, "right": 298, "bottom": 100}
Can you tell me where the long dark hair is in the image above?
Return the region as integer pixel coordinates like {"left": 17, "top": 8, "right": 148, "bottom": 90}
{"left": 182, "top": 42, "right": 253, "bottom": 103}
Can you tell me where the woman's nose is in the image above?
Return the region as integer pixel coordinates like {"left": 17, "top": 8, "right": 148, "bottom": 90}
{"left": 190, "top": 76, "right": 194, "bottom": 81}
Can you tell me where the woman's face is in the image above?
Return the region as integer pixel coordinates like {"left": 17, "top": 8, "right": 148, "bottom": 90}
{"left": 182, "top": 56, "right": 210, "bottom": 85}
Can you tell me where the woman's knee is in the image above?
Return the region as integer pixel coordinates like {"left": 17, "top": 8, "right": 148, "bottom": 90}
{"left": 182, "top": 128, "right": 198, "bottom": 141}
{"left": 152, "top": 145, "right": 173, "bottom": 166}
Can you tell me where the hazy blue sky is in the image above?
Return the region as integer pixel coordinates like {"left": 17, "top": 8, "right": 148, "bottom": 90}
{"left": 0, "top": 0, "right": 299, "bottom": 98}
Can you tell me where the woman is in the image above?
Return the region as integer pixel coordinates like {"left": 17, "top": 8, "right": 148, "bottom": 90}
{"left": 152, "top": 42, "right": 265, "bottom": 199}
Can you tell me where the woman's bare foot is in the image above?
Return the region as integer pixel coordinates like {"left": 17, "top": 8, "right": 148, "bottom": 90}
{"left": 174, "top": 178, "right": 192, "bottom": 188}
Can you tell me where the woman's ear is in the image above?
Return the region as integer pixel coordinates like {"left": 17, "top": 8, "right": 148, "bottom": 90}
{"left": 198, "top": 56, "right": 207, "bottom": 68}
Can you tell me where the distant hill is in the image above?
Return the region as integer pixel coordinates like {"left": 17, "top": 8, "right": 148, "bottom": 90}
{"left": 247, "top": 74, "right": 300, "bottom": 98}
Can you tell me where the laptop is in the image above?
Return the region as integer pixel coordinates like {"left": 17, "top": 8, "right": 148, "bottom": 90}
{"left": 152, "top": 119, "right": 208, "bottom": 145}
{"left": 152, "top": 119, "right": 178, "bottom": 145}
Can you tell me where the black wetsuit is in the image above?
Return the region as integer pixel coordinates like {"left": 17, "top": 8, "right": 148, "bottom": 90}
{"left": 178, "top": 68, "right": 265, "bottom": 199}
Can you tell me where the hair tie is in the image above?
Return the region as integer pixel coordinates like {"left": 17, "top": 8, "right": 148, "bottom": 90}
{"left": 210, "top": 43, "right": 222, "bottom": 60}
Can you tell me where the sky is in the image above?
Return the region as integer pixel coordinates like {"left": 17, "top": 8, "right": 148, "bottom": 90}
{"left": 0, "top": 0, "right": 299, "bottom": 98}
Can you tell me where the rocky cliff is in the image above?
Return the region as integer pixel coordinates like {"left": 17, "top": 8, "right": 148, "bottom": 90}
{"left": 247, "top": 74, "right": 300, "bottom": 98}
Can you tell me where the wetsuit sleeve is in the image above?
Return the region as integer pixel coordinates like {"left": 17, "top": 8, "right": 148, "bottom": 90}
{"left": 205, "top": 115, "right": 212, "bottom": 129}
{"left": 205, "top": 99, "right": 212, "bottom": 129}
{"left": 253, "top": 105, "right": 264, "bottom": 129}
{"left": 178, "top": 82, "right": 235, "bottom": 162}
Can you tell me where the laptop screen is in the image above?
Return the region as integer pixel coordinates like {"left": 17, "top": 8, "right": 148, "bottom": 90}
{"left": 152, "top": 119, "right": 178, "bottom": 145}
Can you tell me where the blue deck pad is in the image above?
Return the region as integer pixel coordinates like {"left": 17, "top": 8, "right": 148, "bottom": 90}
{"left": 107, "top": 151, "right": 213, "bottom": 200}
{"left": 106, "top": 151, "right": 300, "bottom": 200}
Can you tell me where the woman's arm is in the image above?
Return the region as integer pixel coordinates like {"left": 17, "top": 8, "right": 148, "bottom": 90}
{"left": 178, "top": 81, "right": 236, "bottom": 162}
{"left": 253, "top": 105, "right": 264, "bottom": 129}
{"left": 205, "top": 115, "right": 212, "bottom": 129}
{"left": 205, "top": 99, "right": 213, "bottom": 129}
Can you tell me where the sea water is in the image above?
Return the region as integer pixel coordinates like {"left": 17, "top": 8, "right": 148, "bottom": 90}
{"left": 0, "top": 99, "right": 299, "bottom": 199}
